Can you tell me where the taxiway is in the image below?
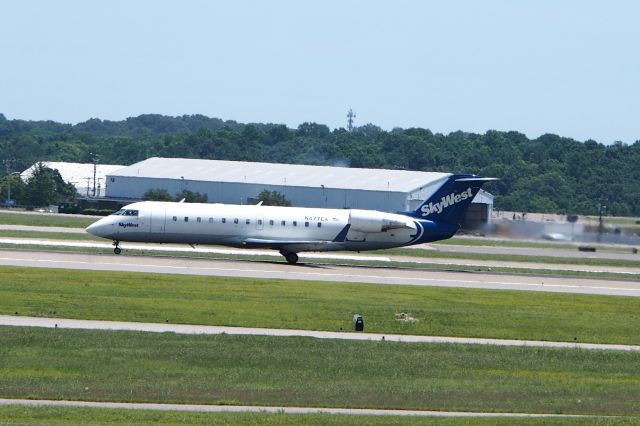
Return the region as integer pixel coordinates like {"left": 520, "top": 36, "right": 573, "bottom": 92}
{"left": 1, "top": 249, "right": 639, "bottom": 296}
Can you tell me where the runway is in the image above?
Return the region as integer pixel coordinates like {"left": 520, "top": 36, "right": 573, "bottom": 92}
{"left": 1, "top": 249, "right": 640, "bottom": 296}
{"left": 3, "top": 222, "right": 638, "bottom": 261}
{"left": 2, "top": 226, "right": 639, "bottom": 274}
{"left": 424, "top": 242, "right": 640, "bottom": 261}
{"left": 0, "top": 237, "right": 393, "bottom": 263}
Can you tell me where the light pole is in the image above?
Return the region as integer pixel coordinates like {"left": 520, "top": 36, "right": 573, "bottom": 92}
{"left": 89, "top": 153, "right": 99, "bottom": 197}
{"left": 3, "top": 159, "right": 16, "bottom": 207}
{"left": 597, "top": 200, "right": 606, "bottom": 243}
{"left": 4, "top": 172, "right": 20, "bottom": 207}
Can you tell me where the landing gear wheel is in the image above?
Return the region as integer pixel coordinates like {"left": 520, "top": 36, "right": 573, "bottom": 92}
{"left": 280, "top": 251, "right": 299, "bottom": 264}
{"left": 113, "top": 240, "right": 121, "bottom": 255}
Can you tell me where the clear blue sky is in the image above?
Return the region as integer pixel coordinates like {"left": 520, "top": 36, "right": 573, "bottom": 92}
{"left": 1, "top": 1, "right": 638, "bottom": 144}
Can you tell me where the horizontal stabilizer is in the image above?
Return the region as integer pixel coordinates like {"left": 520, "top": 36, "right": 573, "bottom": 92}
{"left": 454, "top": 177, "right": 500, "bottom": 183}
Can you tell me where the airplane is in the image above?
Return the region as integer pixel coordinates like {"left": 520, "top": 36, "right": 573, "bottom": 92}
{"left": 86, "top": 173, "right": 496, "bottom": 264}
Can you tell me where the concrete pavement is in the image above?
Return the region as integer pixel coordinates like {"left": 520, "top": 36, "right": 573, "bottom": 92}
{"left": 2, "top": 315, "right": 639, "bottom": 351}
{"left": 1, "top": 249, "right": 639, "bottom": 296}
{"left": 0, "top": 398, "right": 600, "bottom": 418}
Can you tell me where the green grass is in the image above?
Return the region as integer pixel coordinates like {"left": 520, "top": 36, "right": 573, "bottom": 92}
{"left": 1, "top": 266, "right": 639, "bottom": 344}
{"left": 1, "top": 327, "right": 639, "bottom": 415}
{"left": 438, "top": 237, "right": 582, "bottom": 249}
{"left": 381, "top": 246, "right": 640, "bottom": 268}
{"left": 0, "top": 211, "right": 95, "bottom": 228}
{"left": 0, "top": 230, "right": 101, "bottom": 241}
{"left": 434, "top": 237, "right": 636, "bottom": 253}
{"left": 0, "top": 406, "right": 627, "bottom": 425}
{"left": 585, "top": 215, "right": 640, "bottom": 226}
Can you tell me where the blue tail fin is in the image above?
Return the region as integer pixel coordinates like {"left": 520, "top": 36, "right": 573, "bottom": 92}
{"left": 405, "top": 174, "right": 497, "bottom": 225}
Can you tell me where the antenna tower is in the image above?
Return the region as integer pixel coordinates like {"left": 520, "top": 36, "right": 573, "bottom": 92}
{"left": 347, "top": 108, "right": 356, "bottom": 131}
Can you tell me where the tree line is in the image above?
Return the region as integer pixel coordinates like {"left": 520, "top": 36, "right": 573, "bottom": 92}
{"left": 1, "top": 162, "right": 76, "bottom": 208}
{"left": 1, "top": 113, "right": 638, "bottom": 215}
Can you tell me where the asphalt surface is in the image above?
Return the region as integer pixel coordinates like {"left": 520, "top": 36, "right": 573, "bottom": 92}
{"left": 2, "top": 223, "right": 639, "bottom": 260}
{"left": 1, "top": 249, "right": 640, "bottom": 296}
{"left": 3, "top": 315, "right": 638, "bottom": 351}
{"left": 0, "top": 224, "right": 87, "bottom": 233}
{"left": 3, "top": 235, "right": 640, "bottom": 275}
{"left": 395, "top": 254, "right": 640, "bottom": 275}
{"left": 423, "top": 242, "right": 640, "bottom": 261}
{"left": 4, "top": 235, "right": 640, "bottom": 276}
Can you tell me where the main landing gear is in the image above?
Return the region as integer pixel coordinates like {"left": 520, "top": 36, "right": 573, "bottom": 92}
{"left": 113, "top": 240, "right": 121, "bottom": 255}
{"left": 279, "top": 250, "right": 299, "bottom": 264}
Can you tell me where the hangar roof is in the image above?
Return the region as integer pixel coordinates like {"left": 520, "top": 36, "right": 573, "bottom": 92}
{"left": 109, "top": 157, "right": 451, "bottom": 193}
{"left": 21, "top": 161, "right": 125, "bottom": 197}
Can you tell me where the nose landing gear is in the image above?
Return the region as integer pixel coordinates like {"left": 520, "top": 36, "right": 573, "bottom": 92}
{"left": 113, "top": 240, "right": 121, "bottom": 255}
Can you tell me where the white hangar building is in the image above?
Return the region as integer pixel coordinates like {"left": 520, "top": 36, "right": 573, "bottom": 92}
{"left": 106, "top": 157, "right": 493, "bottom": 227}
{"left": 21, "top": 161, "right": 125, "bottom": 197}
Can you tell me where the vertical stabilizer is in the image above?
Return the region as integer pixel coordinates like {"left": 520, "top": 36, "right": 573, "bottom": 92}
{"left": 406, "top": 174, "right": 497, "bottom": 226}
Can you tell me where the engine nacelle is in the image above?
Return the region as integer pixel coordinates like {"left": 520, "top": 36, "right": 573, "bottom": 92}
{"left": 348, "top": 210, "right": 415, "bottom": 233}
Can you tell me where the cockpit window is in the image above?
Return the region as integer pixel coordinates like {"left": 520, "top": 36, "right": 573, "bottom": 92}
{"left": 112, "top": 209, "right": 139, "bottom": 216}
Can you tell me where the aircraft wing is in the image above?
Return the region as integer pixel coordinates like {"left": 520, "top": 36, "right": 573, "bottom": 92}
{"left": 240, "top": 238, "right": 342, "bottom": 252}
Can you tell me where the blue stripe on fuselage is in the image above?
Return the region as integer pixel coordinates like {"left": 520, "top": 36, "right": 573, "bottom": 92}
{"left": 333, "top": 224, "right": 351, "bottom": 242}
{"left": 403, "top": 220, "right": 459, "bottom": 246}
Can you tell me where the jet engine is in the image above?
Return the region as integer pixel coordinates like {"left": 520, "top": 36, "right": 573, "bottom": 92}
{"left": 348, "top": 210, "right": 415, "bottom": 233}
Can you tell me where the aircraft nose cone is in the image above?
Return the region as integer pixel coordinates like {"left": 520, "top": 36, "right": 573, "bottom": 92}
{"left": 86, "top": 220, "right": 110, "bottom": 238}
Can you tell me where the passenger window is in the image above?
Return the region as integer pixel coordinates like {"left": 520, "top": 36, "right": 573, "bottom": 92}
{"left": 234, "top": 218, "right": 239, "bottom": 224}
{"left": 222, "top": 218, "right": 226, "bottom": 223}
{"left": 269, "top": 220, "right": 274, "bottom": 226}
{"left": 209, "top": 217, "right": 213, "bottom": 223}
{"left": 281, "top": 220, "right": 286, "bottom": 226}
{"left": 258, "top": 219, "right": 263, "bottom": 225}
{"left": 184, "top": 217, "right": 189, "bottom": 222}
{"left": 173, "top": 216, "right": 177, "bottom": 222}
{"left": 293, "top": 221, "right": 297, "bottom": 226}
{"left": 246, "top": 219, "right": 250, "bottom": 224}
{"left": 317, "top": 222, "right": 322, "bottom": 228}
{"left": 305, "top": 222, "right": 309, "bottom": 227}
{"left": 197, "top": 217, "right": 201, "bottom": 223}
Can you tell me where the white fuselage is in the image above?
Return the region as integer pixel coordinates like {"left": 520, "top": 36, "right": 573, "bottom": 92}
{"left": 86, "top": 201, "right": 433, "bottom": 253}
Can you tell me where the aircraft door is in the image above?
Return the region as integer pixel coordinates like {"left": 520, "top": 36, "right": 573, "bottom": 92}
{"left": 133, "top": 208, "right": 151, "bottom": 234}
{"left": 150, "top": 205, "right": 166, "bottom": 233}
